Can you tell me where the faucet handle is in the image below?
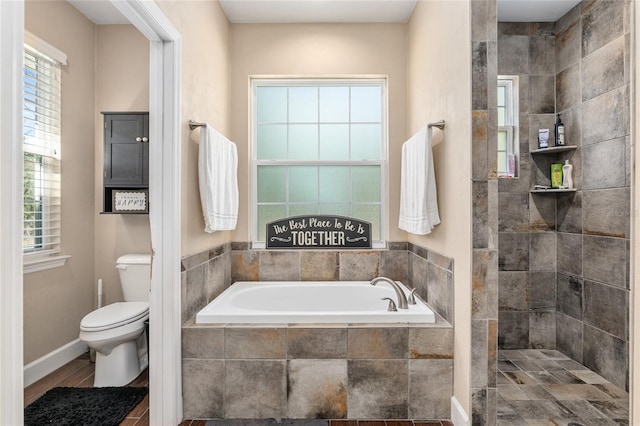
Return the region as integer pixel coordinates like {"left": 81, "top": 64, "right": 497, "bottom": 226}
{"left": 381, "top": 297, "right": 397, "bottom": 312}
{"left": 408, "top": 288, "right": 417, "bottom": 305}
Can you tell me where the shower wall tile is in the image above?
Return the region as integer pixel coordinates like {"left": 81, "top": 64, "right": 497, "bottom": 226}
{"left": 287, "top": 359, "right": 347, "bottom": 419}
{"left": 498, "top": 35, "right": 529, "bottom": 74}
{"left": 498, "top": 311, "right": 529, "bottom": 349}
{"left": 472, "top": 111, "right": 489, "bottom": 180}
{"left": 498, "top": 22, "right": 529, "bottom": 36}
{"left": 583, "top": 235, "right": 628, "bottom": 288}
{"left": 557, "top": 191, "right": 582, "bottom": 234}
{"left": 584, "top": 280, "right": 628, "bottom": 340}
{"left": 471, "top": 320, "right": 488, "bottom": 387}
{"left": 260, "top": 251, "right": 300, "bottom": 281}
{"left": 556, "top": 273, "right": 583, "bottom": 320}
{"left": 498, "top": 232, "right": 530, "bottom": 271}
{"left": 529, "top": 311, "right": 556, "bottom": 349}
{"left": 530, "top": 35, "right": 555, "bottom": 75}
{"left": 581, "top": 36, "right": 625, "bottom": 102}
{"left": 528, "top": 114, "right": 557, "bottom": 152}
{"left": 472, "top": 250, "right": 491, "bottom": 319}
{"left": 529, "top": 271, "right": 556, "bottom": 311}
{"left": 556, "top": 19, "right": 581, "bottom": 73}
{"left": 473, "top": 180, "right": 489, "bottom": 247}
{"left": 225, "top": 360, "right": 287, "bottom": 418}
{"left": 472, "top": 41, "right": 489, "bottom": 110}
{"left": 498, "top": 193, "right": 530, "bottom": 232}
{"left": 471, "top": 0, "right": 489, "bottom": 41}
{"left": 339, "top": 251, "right": 379, "bottom": 281}
{"left": 583, "top": 187, "right": 630, "bottom": 238}
{"left": 556, "top": 64, "right": 581, "bottom": 112}
{"left": 347, "top": 360, "right": 408, "bottom": 419}
{"left": 530, "top": 232, "right": 557, "bottom": 271}
{"left": 498, "top": 271, "right": 529, "bottom": 312}
{"left": 182, "top": 359, "right": 224, "bottom": 419}
{"left": 530, "top": 75, "right": 556, "bottom": 115}
{"left": 583, "top": 325, "right": 628, "bottom": 390}
{"left": 300, "top": 251, "right": 338, "bottom": 281}
{"left": 558, "top": 105, "right": 582, "bottom": 148}
{"left": 582, "top": 86, "right": 629, "bottom": 145}
{"left": 409, "top": 252, "right": 428, "bottom": 301}
{"left": 581, "top": 0, "right": 625, "bottom": 57}
{"left": 408, "top": 359, "right": 453, "bottom": 419}
{"left": 557, "top": 232, "right": 583, "bottom": 276}
{"left": 529, "top": 192, "right": 556, "bottom": 232}
{"left": 287, "top": 328, "right": 348, "bottom": 359}
{"left": 582, "top": 137, "right": 626, "bottom": 190}
{"left": 225, "top": 328, "right": 286, "bottom": 359}
{"left": 556, "top": 312, "right": 583, "bottom": 363}
{"left": 347, "top": 328, "right": 408, "bottom": 359}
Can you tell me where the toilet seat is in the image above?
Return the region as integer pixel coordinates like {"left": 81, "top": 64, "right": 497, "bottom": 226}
{"left": 80, "top": 302, "right": 149, "bottom": 332}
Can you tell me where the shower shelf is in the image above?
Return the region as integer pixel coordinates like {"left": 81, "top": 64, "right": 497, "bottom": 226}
{"left": 531, "top": 145, "right": 578, "bottom": 154}
{"left": 529, "top": 145, "right": 578, "bottom": 195}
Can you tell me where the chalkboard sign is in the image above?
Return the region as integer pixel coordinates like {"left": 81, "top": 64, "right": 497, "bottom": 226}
{"left": 266, "top": 215, "right": 371, "bottom": 249}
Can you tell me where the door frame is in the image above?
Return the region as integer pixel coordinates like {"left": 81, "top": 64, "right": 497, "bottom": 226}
{"left": 0, "top": 1, "right": 183, "bottom": 424}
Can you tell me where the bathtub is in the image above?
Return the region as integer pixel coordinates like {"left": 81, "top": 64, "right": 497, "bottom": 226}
{"left": 195, "top": 281, "right": 436, "bottom": 324}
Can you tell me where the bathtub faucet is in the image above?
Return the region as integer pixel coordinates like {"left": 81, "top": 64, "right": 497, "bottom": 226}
{"left": 370, "top": 277, "right": 409, "bottom": 309}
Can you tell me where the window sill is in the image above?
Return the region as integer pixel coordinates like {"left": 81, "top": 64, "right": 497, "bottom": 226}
{"left": 24, "top": 254, "right": 71, "bottom": 274}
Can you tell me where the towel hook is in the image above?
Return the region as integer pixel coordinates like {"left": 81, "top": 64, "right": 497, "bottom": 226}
{"left": 189, "top": 120, "right": 205, "bottom": 130}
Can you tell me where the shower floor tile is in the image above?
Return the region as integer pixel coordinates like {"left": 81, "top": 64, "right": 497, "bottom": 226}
{"left": 497, "top": 349, "right": 629, "bottom": 426}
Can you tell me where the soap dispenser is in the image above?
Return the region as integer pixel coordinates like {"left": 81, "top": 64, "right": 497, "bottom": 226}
{"left": 554, "top": 114, "right": 565, "bottom": 146}
{"left": 562, "top": 159, "right": 573, "bottom": 189}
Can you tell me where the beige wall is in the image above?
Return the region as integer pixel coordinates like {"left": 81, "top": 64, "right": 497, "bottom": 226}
{"left": 94, "top": 25, "right": 151, "bottom": 304}
{"left": 229, "top": 23, "right": 407, "bottom": 243}
{"left": 407, "top": 0, "right": 472, "bottom": 416}
{"left": 156, "top": 0, "right": 231, "bottom": 257}
{"left": 24, "top": 0, "right": 96, "bottom": 364}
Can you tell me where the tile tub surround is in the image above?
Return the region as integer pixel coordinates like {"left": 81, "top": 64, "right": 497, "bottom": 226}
{"left": 181, "top": 242, "right": 455, "bottom": 325}
{"left": 181, "top": 323, "right": 453, "bottom": 420}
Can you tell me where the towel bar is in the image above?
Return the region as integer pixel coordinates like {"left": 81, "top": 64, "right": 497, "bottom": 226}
{"left": 189, "top": 120, "right": 205, "bottom": 130}
{"left": 428, "top": 120, "right": 445, "bottom": 130}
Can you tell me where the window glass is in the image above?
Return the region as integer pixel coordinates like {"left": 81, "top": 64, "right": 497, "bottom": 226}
{"left": 319, "top": 86, "right": 349, "bottom": 122}
{"left": 351, "top": 86, "right": 381, "bottom": 122}
{"left": 257, "top": 124, "right": 287, "bottom": 160}
{"left": 319, "top": 166, "right": 350, "bottom": 203}
{"left": 257, "top": 86, "right": 287, "bottom": 123}
{"left": 257, "top": 166, "right": 287, "bottom": 202}
{"left": 319, "top": 124, "right": 349, "bottom": 160}
{"left": 289, "top": 166, "right": 318, "bottom": 202}
{"left": 289, "top": 124, "right": 318, "bottom": 160}
{"left": 289, "top": 86, "right": 318, "bottom": 122}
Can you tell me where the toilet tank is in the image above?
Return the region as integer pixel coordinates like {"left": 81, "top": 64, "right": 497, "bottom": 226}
{"left": 116, "top": 254, "right": 151, "bottom": 302}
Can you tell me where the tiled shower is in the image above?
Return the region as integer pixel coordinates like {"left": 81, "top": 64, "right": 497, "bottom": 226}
{"left": 496, "top": 0, "right": 630, "bottom": 392}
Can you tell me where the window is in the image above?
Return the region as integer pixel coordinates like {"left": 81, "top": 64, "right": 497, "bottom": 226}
{"left": 23, "top": 33, "right": 65, "bottom": 262}
{"left": 251, "top": 79, "right": 387, "bottom": 248}
{"left": 497, "top": 76, "right": 519, "bottom": 178}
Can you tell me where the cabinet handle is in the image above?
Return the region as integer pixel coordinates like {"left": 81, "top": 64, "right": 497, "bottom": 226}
{"left": 142, "top": 137, "right": 149, "bottom": 142}
{"left": 136, "top": 137, "right": 142, "bottom": 142}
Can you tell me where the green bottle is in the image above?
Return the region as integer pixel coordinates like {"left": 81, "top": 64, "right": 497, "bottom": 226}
{"left": 551, "top": 164, "right": 563, "bottom": 188}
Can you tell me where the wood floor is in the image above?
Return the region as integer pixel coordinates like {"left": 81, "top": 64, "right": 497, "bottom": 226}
{"left": 24, "top": 352, "right": 149, "bottom": 426}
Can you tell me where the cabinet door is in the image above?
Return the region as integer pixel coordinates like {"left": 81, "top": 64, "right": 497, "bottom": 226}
{"left": 104, "top": 114, "right": 148, "bottom": 186}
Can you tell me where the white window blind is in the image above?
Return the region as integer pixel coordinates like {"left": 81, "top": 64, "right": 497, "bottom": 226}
{"left": 23, "top": 41, "right": 62, "bottom": 255}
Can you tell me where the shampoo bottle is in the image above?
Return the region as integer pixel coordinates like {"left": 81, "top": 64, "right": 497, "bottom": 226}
{"left": 562, "top": 159, "right": 573, "bottom": 189}
{"left": 554, "top": 114, "right": 565, "bottom": 146}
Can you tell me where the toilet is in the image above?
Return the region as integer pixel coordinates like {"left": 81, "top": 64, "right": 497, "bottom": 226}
{"left": 79, "top": 254, "right": 150, "bottom": 387}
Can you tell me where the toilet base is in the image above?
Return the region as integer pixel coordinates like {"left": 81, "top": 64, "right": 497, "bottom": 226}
{"left": 94, "top": 340, "right": 141, "bottom": 387}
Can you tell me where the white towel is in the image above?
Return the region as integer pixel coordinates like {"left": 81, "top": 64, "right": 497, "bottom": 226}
{"left": 198, "top": 124, "right": 238, "bottom": 232}
{"left": 398, "top": 125, "right": 440, "bottom": 235}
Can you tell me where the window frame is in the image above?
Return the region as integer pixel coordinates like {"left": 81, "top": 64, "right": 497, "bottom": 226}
{"left": 22, "top": 32, "right": 69, "bottom": 273}
{"left": 497, "top": 75, "right": 519, "bottom": 178}
{"left": 250, "top": 77, "right": 388, "bottom": 249}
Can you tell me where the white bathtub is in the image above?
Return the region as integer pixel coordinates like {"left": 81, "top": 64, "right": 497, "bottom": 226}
{"left": 195, "top": 281, "right": 436, "bottom": 324}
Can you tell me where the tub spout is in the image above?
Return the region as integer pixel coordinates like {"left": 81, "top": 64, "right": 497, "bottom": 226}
{"left": 370, "top": 277, "right": 409, "bottom": 309}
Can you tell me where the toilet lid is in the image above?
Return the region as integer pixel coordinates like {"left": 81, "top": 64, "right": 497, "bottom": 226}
{"left": 80, "top": 302, "right": 149, "bottom": 332}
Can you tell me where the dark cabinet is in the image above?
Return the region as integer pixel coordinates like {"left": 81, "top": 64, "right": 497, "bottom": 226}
{"left": 102, "top": 112, "right": 149, "bottom": 213}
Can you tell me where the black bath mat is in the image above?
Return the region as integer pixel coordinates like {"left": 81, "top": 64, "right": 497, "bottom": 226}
{"left": 24, "top": 386, "right": 148, "bottom": 426}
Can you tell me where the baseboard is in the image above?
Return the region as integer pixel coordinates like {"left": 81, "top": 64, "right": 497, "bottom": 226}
{"left": 451, "top": 395, "right": 470, "bottom": 426}
{"left": 24, "top": 339, "right": 88, "bottom": 387}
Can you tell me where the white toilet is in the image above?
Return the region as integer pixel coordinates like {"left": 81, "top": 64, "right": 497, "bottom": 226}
{"left": 79, "top": 254, "right": 150, "bottom": 387}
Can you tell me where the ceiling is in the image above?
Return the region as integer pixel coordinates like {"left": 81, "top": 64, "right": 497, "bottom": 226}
{"left": 68, "top": 0, "right": 582, "bottom": 25}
